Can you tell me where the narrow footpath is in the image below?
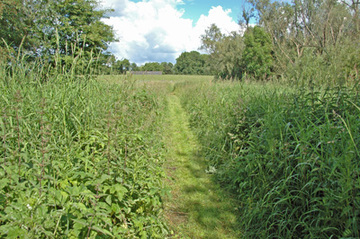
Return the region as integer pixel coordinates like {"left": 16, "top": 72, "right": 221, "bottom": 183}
{"left": 163, "top": 93, "right": 240, "bottom": 239}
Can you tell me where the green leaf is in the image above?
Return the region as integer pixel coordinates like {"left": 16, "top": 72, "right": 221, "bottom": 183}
{"left": 111, "top": 185, "right": 128, "bottom": 201}
{"left": 91, "top": 225, "right": 113, "bottom": 236}
{"left": 105, "top": 195, "right": 112, "bottom": 205}
{"left": 4, "top": 226, "right": 27, "bottom": 239}
{"left": 0, "top": 178, "right": 9, "bottom": 190}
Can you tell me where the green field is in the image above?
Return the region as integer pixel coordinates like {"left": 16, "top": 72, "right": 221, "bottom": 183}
{"left": 1, "top": 70, "right": 360, "bottom": 238}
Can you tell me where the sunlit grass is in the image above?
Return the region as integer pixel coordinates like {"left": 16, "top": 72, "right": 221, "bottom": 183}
{"left": 178, "top": 79, "right": 360, "bottom": 238}
{"left": 163, "top": 93, "right": 240, "bottom": 239}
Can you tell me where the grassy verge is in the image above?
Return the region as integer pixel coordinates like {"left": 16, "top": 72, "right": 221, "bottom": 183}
{"left": 178, "top": 79, "right": 360, "bottom": 238}
{"left": 163, "top": 92, "right": 240, "bottom": 239}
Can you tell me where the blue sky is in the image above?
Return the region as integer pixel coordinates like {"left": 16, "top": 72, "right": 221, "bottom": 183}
{"left": 181, "top": 0, "right": 243, "bottom": 24}
{"left": 100, "top": 0, "right": 249, "bottom": 65}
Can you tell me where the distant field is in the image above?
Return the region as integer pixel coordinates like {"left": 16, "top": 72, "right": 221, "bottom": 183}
{"left": 97, "top": 74, "right": 213, "bottom": 83}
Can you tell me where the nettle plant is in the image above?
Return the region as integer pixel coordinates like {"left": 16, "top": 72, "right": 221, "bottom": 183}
{"left": 0, "top": 59, "right": 168, "bottom": 238}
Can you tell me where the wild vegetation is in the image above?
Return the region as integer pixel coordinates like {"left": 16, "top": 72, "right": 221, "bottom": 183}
{"left": 200, "top": 0, "right": 360, "bottom": 82}
{"left": 1, "top": 0, "right": 360, "bottom": 238}
{"left": 0, "top": 60, "right": 169, "bottom": 237}
{"left": 178, "top": 80, "right": 360, "bottom": 238}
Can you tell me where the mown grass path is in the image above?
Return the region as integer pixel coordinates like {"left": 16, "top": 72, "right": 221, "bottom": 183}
{"left": 163, "top": 93, "right": 240, "bottom": 239}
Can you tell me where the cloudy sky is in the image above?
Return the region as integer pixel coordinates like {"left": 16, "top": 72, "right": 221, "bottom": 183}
{"left": 99, "top": 0, "right": 249, "bottom": 65}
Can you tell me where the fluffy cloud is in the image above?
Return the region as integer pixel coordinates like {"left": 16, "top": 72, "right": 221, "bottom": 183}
{"left": 100, "top": 0, "right": 240, "bottom": 65}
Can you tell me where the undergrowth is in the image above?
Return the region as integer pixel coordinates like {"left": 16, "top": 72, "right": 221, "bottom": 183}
{"left": 178, "top": 80, "right": 360, "bottom": 238}
{"left": 0, "top": 60, "right": 168, "bottom": 238}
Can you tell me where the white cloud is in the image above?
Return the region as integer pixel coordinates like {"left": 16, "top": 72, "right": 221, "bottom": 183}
{"left": 100, "top": 0, "right": 241, "bottom": 65}
{"left": 195, "top": 6, "right": 240, "bottom": 35}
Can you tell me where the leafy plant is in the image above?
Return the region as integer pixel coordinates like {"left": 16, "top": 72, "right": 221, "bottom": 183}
{"left": 0, "top": 59, "right": 169, "bottom": 238}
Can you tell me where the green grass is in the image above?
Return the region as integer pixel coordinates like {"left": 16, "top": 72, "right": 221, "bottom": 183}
{"left": 2, "top": 64, "right": 360, "bottom": 238}
{"left": 163, "top": 93, "right": 240, "bottom": 239}
{"left": 178, "top": 79, "right": 360, "bottom": 238}
{"left": 97, "top": 74, "right": 212, "bottom": 84}
{"left": 0, "top": 64, "right": 169, "bottom": 238}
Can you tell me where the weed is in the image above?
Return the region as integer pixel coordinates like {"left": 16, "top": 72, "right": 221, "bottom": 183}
{"left": 0, "top": 60, "right": 169, "bottom": 237}
{"left": 178, "top": 80, "right": 360, "bottom": 238}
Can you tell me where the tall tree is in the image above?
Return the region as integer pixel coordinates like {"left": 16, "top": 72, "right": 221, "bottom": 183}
{"left": 199, "top": 24, "right": 225, "bottom": 74}
{"left": 161, "top": 62, "right": 174, "bottom": 74}
{"left": 1, "top": 0, "right": 115, "bottom": 70}
{"left": 174, "top": 51, "right": 210, "bottom": 75}
{"left": 199, "top": 24, "right": 224, "bottom": 54}
{"left": 213, "top": 32, "right": 244, "bottom": 80}
{"left": 0, "top": 0, "right": 34, "bottom": 58}
{"left": 242, "top": 26, "right": 273, "bottom": 79}
{"left": 39, "top": 0, "right": 115, "bottom": 66}
{"left": 141, "top": 62, "right": 163, "bottom": 71}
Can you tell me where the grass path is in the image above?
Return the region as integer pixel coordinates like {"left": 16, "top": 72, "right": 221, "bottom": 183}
{"left": 163, "top": 93, "right": 240, "bottom": 239}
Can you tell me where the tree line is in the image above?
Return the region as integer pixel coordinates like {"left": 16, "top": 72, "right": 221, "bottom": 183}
{"left": 2, "top": 0, "right": 358, "bottom": 82}
{"left": 131, "top": 0, "right": 359, "bottom": 82}
{"left": 106, "top": 51, "right": 212, "bottom": 75}
{"left": 0, "top": 0, "right": 211, "bottom": 76}
{"left": 202, "top": 0, "right": 360, "bottom": 83}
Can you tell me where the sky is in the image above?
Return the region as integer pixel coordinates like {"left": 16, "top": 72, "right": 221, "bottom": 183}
{"left": 99, "top": 0, "right": 250, "bottom": 65}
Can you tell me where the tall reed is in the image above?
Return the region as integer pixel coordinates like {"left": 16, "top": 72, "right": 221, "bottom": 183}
{"left": 178, "top": 80, "right": 360, "bottom": 238}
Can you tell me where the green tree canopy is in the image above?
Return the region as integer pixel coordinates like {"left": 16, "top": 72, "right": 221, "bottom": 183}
{"left": 161, "top": 62, "right": 174, "bottom": 74}
{"left": 199, "top": 24, "right": 224, "bottom": 54}
{"left": 0, "top": 0, "right": 115, "bottom": 72}
{"left": 174, "top": 51, "right": 210, "bottom": 75}
{"left": 141, "top": 62, "right": 163, "bottom": 71}
{"left": 0, "top": 0, "right": 34, "bottom": 58}
{"left": 242, "top": 26, "right": 273, "bottom": 79}
{"left": 214, "top": 32, "right": 244, "bottom": 80}
{"left": 40, "top": 0, "right": 115, "bottom": 68}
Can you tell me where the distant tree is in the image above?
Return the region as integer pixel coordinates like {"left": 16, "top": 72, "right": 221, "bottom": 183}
{"left": 130, "top": 63, "right": 139, "bottom": 71}
{"left": 141, "top": 62, "right": 163, "bottom": 71}
{"left": 161, "top": 62, "right": 174, "bottom": 74}
{"left": 200, "top": 24, "right": 246, "bottom": 79}
{"left": 174, "top": 51, "right": 210, "bottom": 75}
{"left": 199, "top": 24, "right": 224, "bottom": 54}
{"left": 242, "top": 26, "right": 273, "bottom": 80}
{"left": 214, "top": 32, "right": 244, "bottom": 80}
{"left": 112, "top": 59, "right": 130, "bottom": 74}
{"left": 199, "top": 24, "right": 226, "bottom": 75}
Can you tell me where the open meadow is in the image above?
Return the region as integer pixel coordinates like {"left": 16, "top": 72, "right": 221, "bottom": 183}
{"left": 1, "top": 69, "right": 360, "bottom": 238}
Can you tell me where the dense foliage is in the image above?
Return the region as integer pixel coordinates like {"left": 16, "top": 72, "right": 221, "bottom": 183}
{"left": 242, "top": 26, "right": 273, "bottom": 79}
{"left": 0, "top": 0, "right": 115, "bottom": 72}
{"left": 200, "top": 0, "right": 360, "bottom": 82}
{"left": 178, "top": 80, "right": 360, "bottom": 238}
{"left": 174, "top": 51, "right": 210, "bottom": 75}
{"left": 0, "top": 61, "right": 169, "bottom": 238}
{"left": 1, "top": 1, "right": 360, "bottom": 238}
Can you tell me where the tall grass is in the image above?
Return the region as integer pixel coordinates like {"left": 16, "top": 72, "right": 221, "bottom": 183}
{"left": 178, "top": 80, "right": 360, "bottom": 238}
{"left": 0, "top": 58, "right": 169, "bottom": 237}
